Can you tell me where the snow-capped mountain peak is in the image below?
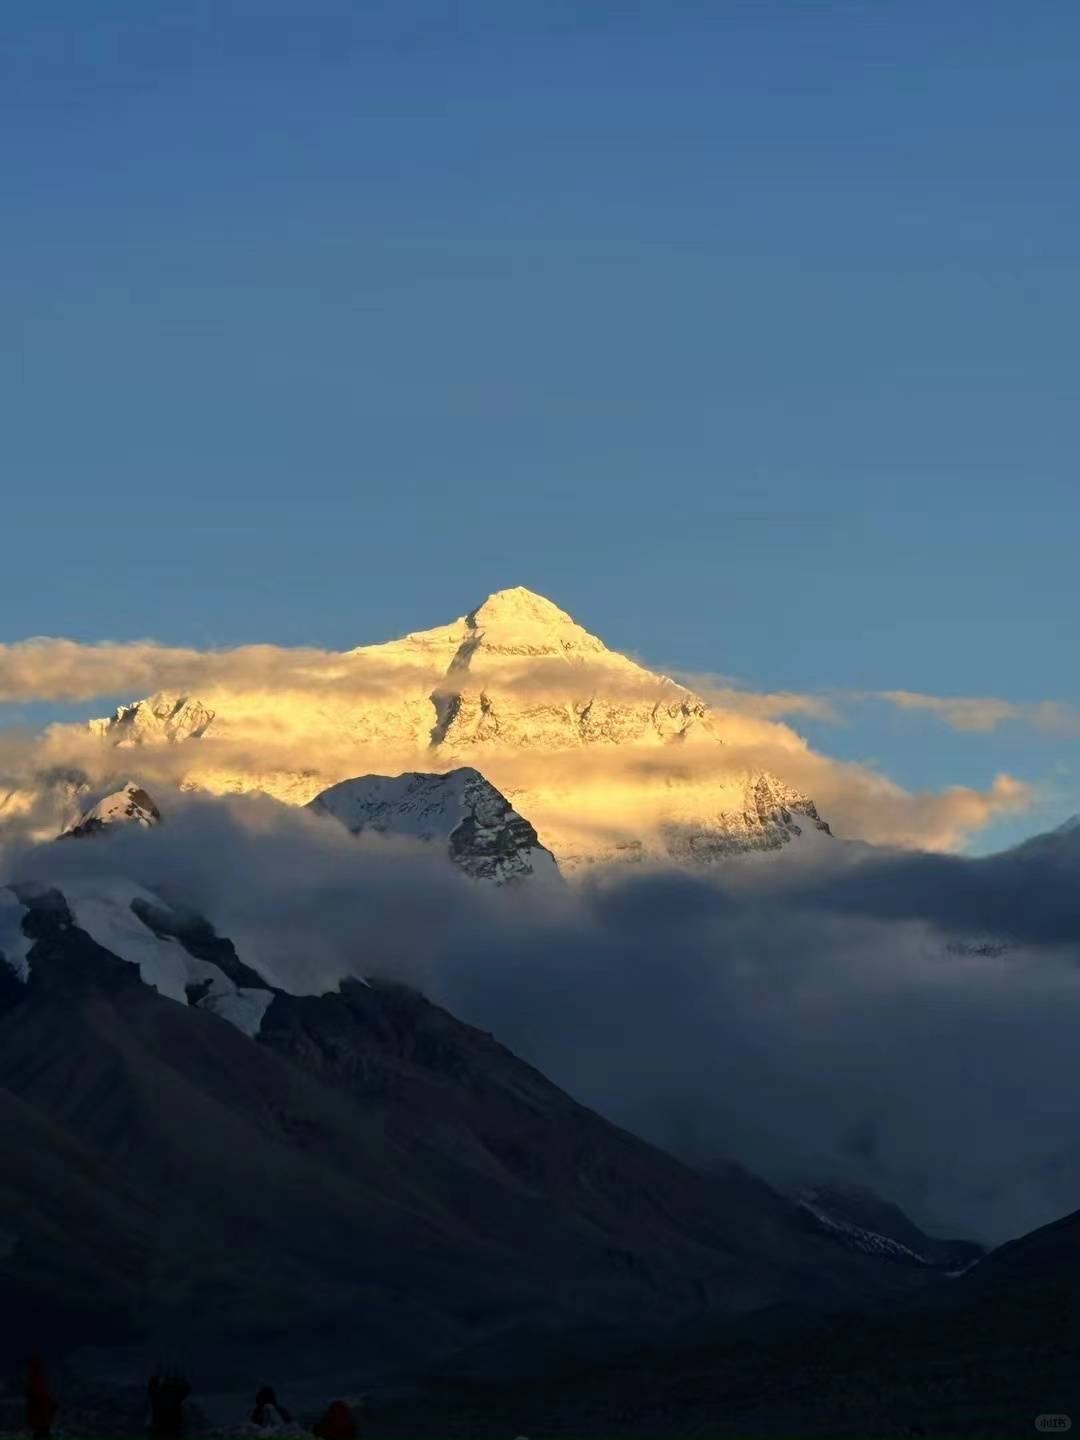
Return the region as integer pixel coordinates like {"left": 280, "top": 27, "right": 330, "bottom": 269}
{"left": 0, "top": 878, "right": 274, "bottom": 1035}
{"left": 471, "top": 584, "right": 577, "bottom": 624}
{"left": 89, "top": 692, "right": 214, "bottom": 746}
{"left": 82, "top": 586, "right": 834, "bottom": 871}
{"left": 310, "top": 767, "right": 560, "bottom": 885}
{"left": 62, "top": 780, "right": 162, "bottom": 838}
{"left": 462, "top": 586, "right": 609, "bottom": 658}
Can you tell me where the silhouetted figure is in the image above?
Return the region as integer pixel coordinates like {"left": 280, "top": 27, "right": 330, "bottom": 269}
{"left": 24, "top": 1356, "right": 58, "bottom": 1440}
{"left": 147, "top": 1370, "right": 191, "bottom": 1438}
{"left": 251, "top": 1384, "right": 293, "bottom": 1429}
{"left": 312, "top": 1398, "right": 358, "bottom": 1439}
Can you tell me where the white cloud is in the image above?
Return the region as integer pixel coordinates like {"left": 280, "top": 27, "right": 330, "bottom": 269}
{"left": 877, "top": 690, "right": 1080, "bottom": 735}
{"left": 0, "top": 639, "right": 1037, "bottom": 858}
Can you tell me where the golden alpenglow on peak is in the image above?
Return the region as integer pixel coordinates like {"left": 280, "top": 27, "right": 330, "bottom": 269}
{"left": 467, "top": 586, "right": 580, "bottom": 630}
{"left": 460, "top": 586, "right": 612, "bottom": 660}
{"left": 81, "top": 585, "right": 830, "bottom": 870}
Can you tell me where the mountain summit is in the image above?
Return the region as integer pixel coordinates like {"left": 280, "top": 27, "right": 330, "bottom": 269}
{"left": 85, "top": 587, "right": 831, "bottom": 869}
{"left": 310, "top": 767, "right": 560, "bottom": 885}
{"left": 367, "top": 586, "right": 608, "bottom": 661}
{"left": 61, "top": 781, "right": 161, "bottom": 838}
{"left": 347, "top": 586, "right": 718, "bottom": 759}
{"left": 461, "top": 585, "right": 615, "bottom": 660}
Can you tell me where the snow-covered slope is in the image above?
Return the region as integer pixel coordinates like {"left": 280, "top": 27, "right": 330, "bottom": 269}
{"left": 310, "top": 768, "right": 560, "bottom": 885}
{"left": 89, "top": 694, "right": 214, "bottom": 744}
{"left": 796, "top": 1183, "right": 984, "bottom": 1270}
{"left": 85, "top": 587, "right": 833, "bottom": 871}
{"left": 62, "top": 780, "right": 161, "bottom": 838}
{"left": 0, "top": 880, "right": 274, "bottom": 1036}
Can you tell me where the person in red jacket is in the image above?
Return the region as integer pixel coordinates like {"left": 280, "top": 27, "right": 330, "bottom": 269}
{"left": 312, "top": 1398, "right": 358, "bottom": 1439}
{"left": 24, "top": 1356, "right": 58, "bottom": 1440}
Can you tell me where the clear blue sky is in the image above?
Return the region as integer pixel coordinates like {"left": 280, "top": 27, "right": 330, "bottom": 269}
{"left": 3, "top": 2, "right": 1079, "bottom": 848}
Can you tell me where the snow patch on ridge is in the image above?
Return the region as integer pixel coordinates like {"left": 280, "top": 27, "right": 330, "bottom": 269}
{"left": 89, "top": 693, "right": 215, "bottom": 746}
{"left": 63, "top": 780, "right": 161, "bottom": 838}
{"left": 797, "top": 1195, "right": 929, "bottom": 1264}
{"left": 61, "top": 876, "right": 273, "bottom": 1036}
{"left": 202, "top": 986, "right": 275, "bottom": 1036}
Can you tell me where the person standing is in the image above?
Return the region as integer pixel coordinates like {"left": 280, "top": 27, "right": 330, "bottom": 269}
{"left": 147, "top": 1368, "right": 191, "bottom": 1439}
{"left": 24, "top": 1356, "right": 58, "bottom": 1440}
{"left": 312, "top": 1398, "right": 358, "bottom": 1439}
{"left": 251, "top": 1383, "right": 293, "bottom": 1429}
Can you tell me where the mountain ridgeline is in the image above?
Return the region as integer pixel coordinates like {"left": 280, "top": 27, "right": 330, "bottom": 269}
{"left": 80, "top": 586, "right": 833, "bottom": 870}
{"left": 0, "top": 868, "right": 1073, "bottom": 1434}
{"left": 0, "top": 879, "right": 933, "bottom": 1393}
{"left": 0, "top": 586, "right": 1074, "bottom": 1434}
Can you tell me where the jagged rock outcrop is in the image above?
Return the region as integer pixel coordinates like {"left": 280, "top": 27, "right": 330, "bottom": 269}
{"left": 61, "top": 780, "right": 162, "bottom": 838}
{"left": 310, "top": 767, "right": 560, "bottom": 885}
{"left": 89, "top": 693, "right": 214, "bottom": 745}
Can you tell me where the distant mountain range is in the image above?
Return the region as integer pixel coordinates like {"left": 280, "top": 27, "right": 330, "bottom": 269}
{"left": 80, "top": 586, "right": 833, "bottom": 870}
{"left": 0, "top": 590, "right": 1076, "bottom": 1433}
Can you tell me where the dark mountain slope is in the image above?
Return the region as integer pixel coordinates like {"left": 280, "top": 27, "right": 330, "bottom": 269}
{"left": 0, "top": 887, "right": 947, "bottom": 1394}
{"left": 0, "top": 1083, "right": 158, "bottom": 1355}
{"left": 259, "top": 980, "right": 918, "bottom": 1331}
{"left": 1, "top": 897, "right": 545, "bottom": 1377}
{"left": 373, "top": 1205, "right": 1079, "bottom": 1437}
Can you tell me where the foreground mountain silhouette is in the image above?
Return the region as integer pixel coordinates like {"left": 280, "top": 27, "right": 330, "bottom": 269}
{"left": 0, "top": 880, "right": 934, "bottom": 1395}
{"left": 1, "top": 757, "right": 1075, "bottom": 1432}
{"left": 85, "top": 586, "right": 832, "bottom": 869}
{"left": 387, "top": 1205, "right": 1077, "bottom": 1438}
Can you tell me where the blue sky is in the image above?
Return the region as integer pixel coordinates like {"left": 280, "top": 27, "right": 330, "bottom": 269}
{"left": 3, "top": 1, "right": 1079, "bottom": 849}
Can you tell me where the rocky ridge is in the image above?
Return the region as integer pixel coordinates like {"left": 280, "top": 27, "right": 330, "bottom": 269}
{"left": 89, "top": 694, "right": 214, "bottom": 745}
{"left": 0, "top": 883, "right": 929, "bottom": 1395}
{"left": 310, "top": 767, "right": 560, "bottom": 885}
{"left": 61, "top": 781, "right": 161, "bottom": 839}
{"left": 0, "top": 881, "right": 274, "bottom": 1036}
